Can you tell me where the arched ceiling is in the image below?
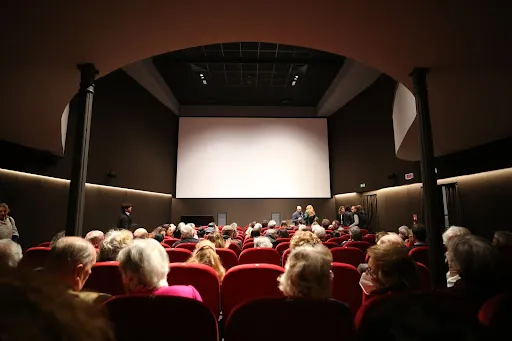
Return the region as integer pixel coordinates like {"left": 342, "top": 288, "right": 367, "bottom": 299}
{"left": 1, "top": 1, "right": 510, "bottom": 155}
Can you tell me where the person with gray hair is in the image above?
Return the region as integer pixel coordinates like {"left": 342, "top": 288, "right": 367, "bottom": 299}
{"left": 85, "top": 230, "right": 105, "bottom": 248}
{"left": 398, "top": 225, "right": 411, "bottom": 242}
{"left": 264, "top": 228, "right": 278, "bottom": 247}
{"left": 312, "top": 226, "right": 327, "bottom": 241}
{"left": 268, "top": 220, "right": 277, "bottom": 228}
{"left": 492, "top": 230, "right": 512, "bottom": 247}
{"left": 0, "top": 239, "right": 22, "bottom": 267}
{"left": 172, "top": 224, "right": 199, "bottom": 247}
{"left": 254, "top": 236, "right": 273, "bottom": 248}
{"left": 133, "top": 228, "right": 149, "bottom": 239}
{"left": 442, "top": 226, "right": 471, "bottom": 248}
{"left": 98, "top": 229, "right": 133, "bottom": 262}
{"left": 118, "top": 238, "right": 202, "bottom": 300}
{"left": 342, "top": 226, "right": 362, "bottom": 245}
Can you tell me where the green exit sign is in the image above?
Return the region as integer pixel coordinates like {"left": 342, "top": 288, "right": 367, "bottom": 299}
{"left": 360, "top": 183, "right": 366, "bottom": 188}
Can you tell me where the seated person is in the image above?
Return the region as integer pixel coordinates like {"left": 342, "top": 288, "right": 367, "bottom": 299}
{"left": 207, "top": 232, "right": 225, "bottom": 248}
{"left": 277, "top": 229, "right": 289, "bottom": 238}
{"left": 45, "top": 236, "right": 111, "bottom": 304}
{"left": 409, "top": 224, "right": 428, "bottom": 250}
{"left": 398, "top": 226, "right": 410, "bottom": 244}
{"left": 492, "top": 230, "right": 512, "bottom": 248}
{"left": 133, "top": 228, "right": 149, "bottom": 239}
{"left": 221, "top": 225, "right": 242, "bottom": 249}
{"left": 357, "top": 233, "right": 404, "bottom": 273}
{"left": 98, "top": 229, "right": 133, "bottom": 262}
{"left": 342, "top": 226, "right": 363, "bottom": 245}
{"left": 264, "top": 229, "right": 278, "bottom": 248}
{"left": 187, "top": 240, "right": 226, "bottom": 282}
{"left": 290, "top": 231, "right": 321, "bottom": 250}
{"left": 172, "top": 224, "right": 199, "bottom": 247}
{"left": 280, "top": 220, "right": 290, "bottom": 229}
{"left": 118, "top": 238, "right": 202, "bottom": 300}
{"left": 250, "top": 223, "right": 262, "bottom": 238}
{"left": 278, "top": 244, "right": 332, "bottom": 299}
{"left": 268, "top": 220, "right": 277, "bottom": 229}
{"left": 153, "top": 233, "right": 164, "bottom": 243}
{"left": 442, "top": 226, "right": 471, "bottom": 287}
{"left": 85, "top": 230, "right": 104, "bottom": 248}
{"left": 0, "top": 239, "right": 23, "bottom": 267}
{"left": 254, "top": 236, "right": 273, "bottom": 248}
{"left": 321, "top": 219, "right": 330, "bottom": 229}
{"left": 312, "top": 226, "right": 327, "bottom": 242}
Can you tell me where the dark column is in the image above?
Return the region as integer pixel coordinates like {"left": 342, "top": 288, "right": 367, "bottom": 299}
{"left": 411, "top": 68, "right": 445, "bottom": 289}
{"left": 65, "top": 63, "right": 98, "bottom": 237}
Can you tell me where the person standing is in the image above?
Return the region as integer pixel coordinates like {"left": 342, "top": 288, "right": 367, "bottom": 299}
{"left": 117, "top": 202, "right": 133, "bottom": 230}
{"left": 291, "top": 206, "right": 304, "bottom": 225}
{"left": 0, "top": 203, "right": 19, "bottom": 242}
{"left": 304, "top": 205, "right": 316, "bottom": 225}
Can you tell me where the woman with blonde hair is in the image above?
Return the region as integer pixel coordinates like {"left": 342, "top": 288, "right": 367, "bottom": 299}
{"left": 304, "top": 205, "right": 316, "bottom": 226}
{"left": 290, "top": 231, "right": 321, "bottom": 250}
{"left": 207, "top": 232, "right": 225, "bottom": 248}
{"left": 187, "top": 240, "right": 226, "bottom": 282}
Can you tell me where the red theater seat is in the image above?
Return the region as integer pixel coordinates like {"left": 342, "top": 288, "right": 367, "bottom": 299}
{"left": 228, "top": 242, "right": 241, "bottom": 255}
{"left": 221, "top": 264, "right": 284, "bottom": 319}
{"left": 216, "top": 248, "right": 239, "bottom": 270}
{"left": 416, "top": 262, "right": 431, "bottom": 291}
{"left": 343, "top": 241, "right": 372, "bottom": 252}
{"left": 275, "top": 242, "right": 290, "bottom": 258}
{"left": 104, "top": 295, "right": 218, "bottom": 341}
{"left": 19, "top": 247, "right": 50, "bottom": 270}
{"left": 163, "top": 238, "right": 179, "bottom": 248}
{"left": 282, "top": 248, "right": 291, "bottom": 267}
{"left": 225, "top": 298, "right": 354, "bottom": 341}
{"left": 409, "top": 246, "right": 429, "bottom": 268}
{"left": 322, "top": 242, "right": 338, "bottom": 249}
{"left": 175, "top": 242, "right": 198, "bottom": 252}
{"left": 38, "top": 242, "right": 51, "bottom": 247}
{"left": 362, "top": 234, "right": 376, "bottom": 244}
{"left": 166, "top": 248, "right": 193, "bottom": 263}
{"left": 331, "top": 262, "right": 363, "bottom": 316}
{"left": 239, "top": 248, "right": 280, "bottom": 266}
{"left": 241, "top": 242, "right": 254, "bottom": 251}
{"left": 168, "top": 263, "right": 221, "bottom": 318}
{"left": 83, "top": 261, "right": 125, "bottom": 296}
{"left": 330, "top": 247, "right": 364, "bottom": 267}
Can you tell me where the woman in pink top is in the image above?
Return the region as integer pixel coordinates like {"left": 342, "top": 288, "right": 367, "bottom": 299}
{"left": 117, "top": 238, "right": 202, "bottom": 301}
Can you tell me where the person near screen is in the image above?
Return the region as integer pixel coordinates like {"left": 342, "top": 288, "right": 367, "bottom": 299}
{"left": 0, "top": 203, "right": 19, "bottom": 242}
{"left": 117, "top": 202, "right": 133, "bottom": 230}
{"left": 304, "top": 205, "right": 316, "bottom": 225}
{"left": 291, "top": 206, "right": 304, "bottom": 225}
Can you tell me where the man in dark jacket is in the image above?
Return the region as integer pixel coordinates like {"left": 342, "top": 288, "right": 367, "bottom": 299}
{"left": 291, "top": 206, "right": 304, "bottom": 225}
{"left": 264, "top": 229, "right": 279, "bottom": 248}
{"left": 117, "top": 202, "right": 133, "bottom": 230}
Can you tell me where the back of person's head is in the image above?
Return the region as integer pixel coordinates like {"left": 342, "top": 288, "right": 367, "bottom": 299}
{"left": 377, "top": 233, "right": 405, "bottom": 247}
{"left": 443, "top": 226, "right": 471, "bottom": 249}
{"left": 120, "top": 202, "right": 132, "bottom": 212}
{"left": 398, "top": 225, "right": 410, "bottom": 240}
{"left": 367, "top": 244, "right": 419, "bottom": 293}
{"left": 133, "top": 228, "right": 148, "bottom": 239}
{"left": 249, "top": 221, "right": 256, "bottom": 228}
{"left": 312, "top": 226, "right": 327, "bottom": 241}
{"left": 254, "top": 236, "right": 273, "bottom": 248}
{"left": 412, "top": 224, "right": 427, "bottom": 243}
{"left": 268, "top": 220, "right": 277, "bottom": 228}
{"left": 187, "top": 240, "right": 225, "bottom": 282}
{"left": 278, "top": 229, "right": 289, "bottom": 238}
{"left": 321, "top": 219, "right": 330, "bottom": 229}
{"left": 250, "top": 229, "right": 261, "bottom": 238}
{"left": 0, "top": 268, "right": 114, "bottom": 341}
{"left": 280, "top": 220, "right": 288, "bottom": 228}
{"left": 98, "top": 229, "right": 133, "bottom": 262}
{"left": 46, "top": 237, "right": 97, "bottom": 291}
{"left": 349, "top": 226, "right": 362, "bottom": 241}
{"left": 117, "top": 238, "right": 169, "bottom": 292}
{"left": 253, "top": 223, "right": 262, "bottom": 231}
{"left": 196, "top": 227, "right": 206, "bottom": 238}
{"left": 493, "top": 230, "right": 512, "bottom": 247}
{"left": 0, "top": 239, "right": 22, "bottom": 267}
{"left": 266, "top": 229, "right": 277, "bottom": 238}
{"left": 207, "top": 232, "right": 225, "bottom": 248}
{"left": 50, "top": 231, "right": 65, "bottom": 247}
{"left": 180, "top": 224, "right": 194, "bottom": 239}
{"left": 375, "top": 231, "right": 389, "bottom": 243}
{"left": 85, "top": 230, "right": 104, "bottom": 248}
{"left": 290, "top": 231, "right": 321, "bottom": 249}
{"left": 222, "top": 225, "right": 236, "bottom": 238}
{"left": 278, "top": 244, "right": 332, "bottom": 299}
{"left": 152, "top": 233, "right": 164, "bottom": 243}
{"left": 262, "top": 220, "right": 269, "bottom": 228}
{"left": 357, "top": 292, "right": 485, "bottom": 341}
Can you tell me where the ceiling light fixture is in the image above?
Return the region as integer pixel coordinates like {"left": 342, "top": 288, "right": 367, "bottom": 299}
{"left": 200, "top": 73, "right": 204, "bottom": 77}
{"left": 202, "top": 80, "right": 207, "bottom": 85}
{"left": 292, "top": 80, "right": 297, "bottom": 86}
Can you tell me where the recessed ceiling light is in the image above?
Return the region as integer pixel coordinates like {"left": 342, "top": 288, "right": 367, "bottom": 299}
{"left": 200, "top": 73, "right": 204, "bottom": 77}
{"left": 292, "top": 80, "right": 297, "bottom": 86}
{"left": 202, "top": 80, "right": 207, "bottom": 85}
{"left": 294, "top": 75, "right": 299, "bottom": 79}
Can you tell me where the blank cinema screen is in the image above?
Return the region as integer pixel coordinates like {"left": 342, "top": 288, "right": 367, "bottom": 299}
{"left": 176, "top": 117, "right": 331, "bottom": 198}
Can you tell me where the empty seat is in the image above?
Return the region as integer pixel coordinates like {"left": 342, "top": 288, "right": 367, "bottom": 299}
{"left": 166, "top": 248, "right": 193, "bottom": 263}
{"left": 362, "top": 234, "right": 376, "bottom": 244}
{"left": 330, "top": 247, "right": 364, "bottom": 267}
{"left": 221, "top": 264, "right": 284, "bottom": 319}
{"left": 331, "top": 262, "right": 363, "bottom": 316}
{"left": 175, "top": 242, "right": 198, "bottom": 252}
{"left": 168, "top": 263, "right": 221, "bottom": 318}
{"left": 409, "top": 246, "right": 429, "bottom": 268}
{"left": 224, "top": 298, "right": 354, "bottom": 341}
{"left": 275, "top": 242, "right": 290, "bottom": 258}
{"left": 282, "top": 248, "right": 291, "bottom": 267}
{"left": 105, "top": 295, "right": 218, "bottom": 341}
{"left": 322, "top": 242, "right": 338, "bottom": 249}
{"left": 479, "top": 294, "right": 512, "bottom": 337}
{"left": 241, "top": 242, "right": 254, "bottom": 251}
{"left": 216, "top": 248, "right": 239, "bottom": 270}
{"left": 228, "top": 242, "right": 241, "bottom": 255}
{"left": 343, "top": 241, "right": 372, "bottom": 252}
{"left": 83, "top": 261, "right": 125, "bottom": 296}
{"left": 416, "top": 262, "right": 431, "bottom": 291}
{"left": 163, "top": 238, "right": 179, "bottom": 248}
{"left": 19, "top": 247, "right": 50, "bottom": 270}
{"left": 239, "top": 248, "right": 280, "bottom": 266}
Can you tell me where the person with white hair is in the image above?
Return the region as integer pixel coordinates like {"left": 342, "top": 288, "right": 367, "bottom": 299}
{"left": 254, "top": 236, "right": 273, "bottom": 248}
{"left": 377, "top": 233, "right": 405, "bottom": 247}
{"left": 398, "top": 226, "right": 411, "bottom": 243}
{"left": 298, "top": 224, "right": 310, "bottom": 231}
{"left": 85, "top": 230, "right": 104, "bottom": 248}
{"left": 441, "top": 226, "right": 471, "bottom": 287}
{"left": 268, "top": 220, "right": 277, "bottom": 228}
{"left": 133, "top": 228, "right": 149, "bottom": 239}
{"left": 118, "top": 238, "right": 202, "bottom": 300}
{"left": 172, "top": 224, "right": 199, "bottom": 247}
{"left": 278, "top": 244, "right": 333, "bottom": 299}
{"left": 312, "top": 226, "right": 327, "bottom": 241}
{"left": 292, "top": 206, "right": 304, "bottom": 225}
{"left": 264, "top": 229, "right": 278, "bottom": 247}
{"left": 0, "top": 239, "right": 22, "bottom": 267}
{"left": 98, "top": 229, "right": 133, "bottom": 262}
{"left": 341, "top": 226, "right": 362, "bottom": 245}
{"left": 442, "top": 226, "right": 471, "bottom": 249}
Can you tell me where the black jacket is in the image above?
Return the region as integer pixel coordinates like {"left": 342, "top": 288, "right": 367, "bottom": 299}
{"left": 117, "top": 212, "right": 132, "bottom": 229}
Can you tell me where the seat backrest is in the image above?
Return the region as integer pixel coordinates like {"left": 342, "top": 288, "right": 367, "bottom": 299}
{"left": 216, "top": 248, "right": 239, "bottom": 270}
{"left": 38, "top": 242, "right": 51, "bottom": 247}
{"left": 175, "top": 242, "right": 198, "bottom": 252}
{"left": 326, "top": 237, "right": 344, "bottom": 245}
{"left": 322, "top": 242, "right": 338, "bottom": 249}
{"left": 276, "top": 238, "right": 291, "bottom": 243}
{"left": 362, "top": 234, "right": 376, "bottom": 244}
{"left": 19, "top": 247, "right": 50, "bottom": 270}
{"left": 409, "top": 246, "right": 429, "bottom": 268}
{"left": 416, "top": 262, "right": 431, "bottom": 291}
{"left": 239, "top": 248, "right": 280, "bottom": 266}
{"left": 241, "top": 242, "right": 254, "bottom": 251}
{"left": 243, "top": 238, "right": 254, "bottom": 245}
{"left": 104, "top": 295, "right": 218, "bottom": 341}
{"left": 282, "top": 248, "right": 291, "bottom": 267}
{"left": 330, "top": 247, "right": 364, "bottom": 267}
{"left": 166, "top": 248, "right": 193, "bottom": 263}
{"left": 221, "top": 264, "right": 284, "bottom": 319}
{"left": 228, "top": 242, "right": 241, "bottom": 255}
{"left": 163, "top": 238, "right": 179, "bottom": 248}
{"left": 331, "top": 262, "right": 363, "bottom": 316}
{"left": 343, "top": 241, "right": 372, "bottom": 252}
{"left": 275, "top": 242, "right": 290, "bottom": 258}
{"left": 83, "top": 261, "right": 125, "bottom": 296}
{"left": 361, "top": 229, "right": 369, "bottom": 236}
{"left": 479, "top": 294, "right": 512, "bottom": 333}
{"left": 225, "top": 298, "right": 354, "bottom": 341}
{"left": 168, "top": 263, "right": 221, "bottom": 318}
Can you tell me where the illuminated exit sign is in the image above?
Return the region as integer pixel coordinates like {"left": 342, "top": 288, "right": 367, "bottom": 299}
{"left": 405, "top": 173, "right": 414, "bottom": 180}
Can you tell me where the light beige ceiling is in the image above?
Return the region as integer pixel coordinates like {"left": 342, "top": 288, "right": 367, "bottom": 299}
{"left": 1, "top": 1, "right": 510, "bottom": 156}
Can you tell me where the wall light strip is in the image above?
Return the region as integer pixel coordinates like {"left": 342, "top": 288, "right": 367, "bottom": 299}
{"left": 0, "top": 168, "right": 173, "bottom": 198}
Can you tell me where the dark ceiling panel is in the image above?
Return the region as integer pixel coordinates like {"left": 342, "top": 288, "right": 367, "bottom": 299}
{"left": 153, "top": 42, "right": 345, "bottom": 106}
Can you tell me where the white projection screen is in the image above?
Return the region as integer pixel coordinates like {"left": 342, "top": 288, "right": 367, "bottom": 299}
{"left": 176, "top": 117, "right": 331, "bottom": 198}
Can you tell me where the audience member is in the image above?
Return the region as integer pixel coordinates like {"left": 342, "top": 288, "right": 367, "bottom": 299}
{"left": 398, "top": 225, "right": 410, "bottom": 243}
{"left": 264, "top": 229, "right": 278, "bottom": 247}
{"left": 153, "top": 233, "right": 164, "bottom": 243}
{"left": 221, "top": 225, "right": 242, "bottom": 249}
{"left": 312, "top": 226, "right": 327, "bottom": 241}
{"left": 207, "top": 232, "right": 225, "bottom": 248}
{"left": 187, "top": 240, "right": 226, "bottom": 282}
{"left": 98, "top": 229, "right": 133, "bottom": 262}
{"left": 262, "top": 220, "right": 269, "bottom": 228}
{"left": 492, "top": 230, "right": 512, "bottom": 247}
{"left": 321, "top": 218, "right": 330, "bottom": 229}
{"left": 377, "top": 233, "right": 405, "bottom": 247}
{"left": 268, "top": 220, "right": 277, "bottom": 228}
{"left": 332, "top": 220, "right": 341, "bottom": 230}
{"left": 409, "top": 224, "right": 428, "bottom": 250}
{"left": 290, "top": 231, "right": 321, "bottom": 250}
{"left": 280, "top": 220, "right": 290, "bottom": 229}
{"left": 0, "top": 239, "right": 22, "bottom": 267}
{"left": 51, "top": 231, "right": 65, "bottom": 247}
{"left": 442, "top": 226, "right": 471, "bottom": 287}
{"left": 118, "top": 238, "right": 202, "bottom": 300}
{"left": 85, "top": 230, "right": 105, "bottom": 248}
{"left": 205, "top": 222, "right": 216, "bottom": 234}
{"left": 172, "top": 224, "right": 199, "bottom": 247}
{"left": 277, "top": 229, "right": 289, "bottom": 238}
{"left": 375, "top": 231, "right": 388, "bottom": 244}
{"left": 342, "top": 226, "right": 362, "bottom": 245}
{"left": 298, "top": 224, "right": 310, "bottom": 232}
{"left": 133, "top": 228, "right": 148, "bottom": 239}
{"left": 197, "top": 227, "right": 206, "bottom": 238}
{"left": 278, "top": 244, "right": 332, "bottom": 299}
{"left": 250, "top": 223, "right": 262, "bottom": 238}
{"left": 254, "top": 236, "right": 273, "bottom": 248}
{"left": 0, "top": 203, "right": 19, "bottom": 242}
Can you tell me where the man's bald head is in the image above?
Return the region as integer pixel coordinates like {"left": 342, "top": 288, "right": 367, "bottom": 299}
{"left": 133, "top": 228, "right": 148, "bottom": 239}
{"left": 377, "top": 232, "right": 405, "bottom": 247}
{"left": 85, "top": 230, "right": 104, "bottom": 248}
